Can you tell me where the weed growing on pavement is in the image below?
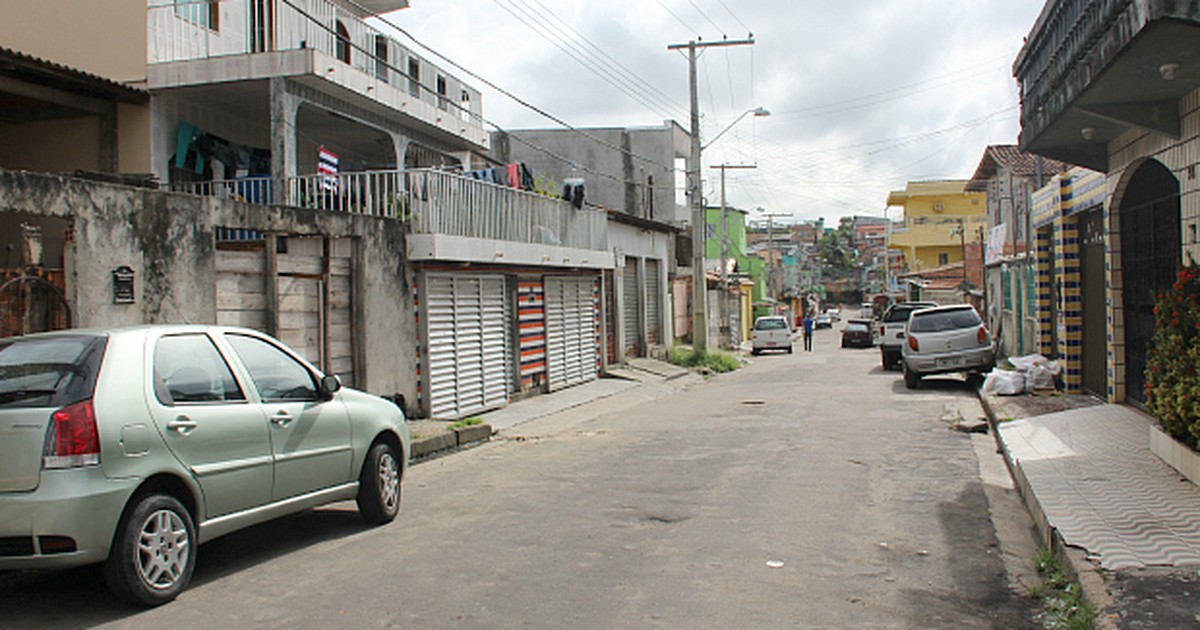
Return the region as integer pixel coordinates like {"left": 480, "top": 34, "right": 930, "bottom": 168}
{"left": 1031, "top": 547, "right": 1094, "bottom": 629}
{"left": 448, "top": 417, "right": 483, "bottom": 431}
{"left": 668, "top": 346, "right": 740, "bottom": 373}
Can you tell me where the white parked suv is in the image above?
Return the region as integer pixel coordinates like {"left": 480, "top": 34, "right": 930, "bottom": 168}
{"left": 900, "top": 304, "right": 996, "bottom": 389}
{"left": 877, "top": 301, "right": 938, "bottom": 369}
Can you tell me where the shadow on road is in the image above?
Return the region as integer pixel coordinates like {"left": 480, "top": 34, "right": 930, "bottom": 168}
{"left": 889, "top": 375, "right": 978, "bottom": 395}
{"left": 0, "top": 504, "right": 372, "bottom": 626}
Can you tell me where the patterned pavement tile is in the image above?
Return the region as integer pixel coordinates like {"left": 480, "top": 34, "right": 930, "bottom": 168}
{"left": 999, "top": 405, "right": 1200, "bottom": 571}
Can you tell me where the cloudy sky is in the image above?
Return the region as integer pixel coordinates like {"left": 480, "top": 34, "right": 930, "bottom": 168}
{"left": 381, "top": 0, "right": 1049, "bottom": 225}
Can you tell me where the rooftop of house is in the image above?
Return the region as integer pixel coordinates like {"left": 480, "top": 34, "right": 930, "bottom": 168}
{"left": 965, "top": 145, "right": 1068, "bottom": 191}
{"left": 885, "top": 180, "right": 972, "bottom": 205}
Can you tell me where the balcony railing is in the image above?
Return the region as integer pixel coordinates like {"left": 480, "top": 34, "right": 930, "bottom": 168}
{"left": 1014, "top": 0, "right": 1140, "bottom": 139}
{"left": 169, "top": 169, "right": 608, "bottom": 252}
{"left": 147, "top": 0, "right": 481, "bottom": 126}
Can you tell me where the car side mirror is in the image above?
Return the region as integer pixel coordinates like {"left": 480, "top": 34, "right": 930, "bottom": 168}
{"left": 319, "top": 374, "right": 341, "bottom": 400}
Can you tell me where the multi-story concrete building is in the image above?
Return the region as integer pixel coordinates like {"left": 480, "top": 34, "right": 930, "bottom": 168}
{"left": 966, "top": 145, "right": 1066, "bottom": 359}
{"left": 0, "top": 0, "right": 619, "bottom": 420}
{"left": 490, "top": 124, "right": 686, "bottom": 361}
{"left": 1014, "top": 0, "right": 1200, "bottom": 404}
{"left": 885, "top": 180, "right": 987, "bottom": 283}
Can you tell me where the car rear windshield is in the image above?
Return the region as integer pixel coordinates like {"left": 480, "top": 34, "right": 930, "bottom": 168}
{"left": 883, "top": 303, "right": 936, "bottom": 323}
{"left": 908, "top": 308, "right": 981, "bottom": 333}
{"left": 0, "top": 334, "right": 107, "bottom": 408}
{"left": 845, "top": 323, "right": 868, "bottom": 332}
{"left": 755, "top": 318, "right": 787, "bottom": 330}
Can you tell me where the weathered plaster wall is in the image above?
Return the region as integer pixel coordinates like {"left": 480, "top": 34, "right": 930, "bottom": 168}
{"left": 0, "top": 169, "right": 417, "bottom": 407}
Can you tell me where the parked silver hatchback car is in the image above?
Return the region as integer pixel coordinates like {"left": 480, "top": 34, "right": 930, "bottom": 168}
{"left": 0, "top": 325, "right": 409, "bottom": 606}
{"left": 899, "top": 305, "right": 995, "bottom": 389}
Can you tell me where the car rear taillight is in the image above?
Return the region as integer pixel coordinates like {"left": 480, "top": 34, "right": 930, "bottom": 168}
{"left": 42, "top": 400, "right": 100, "bottom": 469}
{"left": 977, "top": 326, "right": 988, "bottom": 345}
{"left": 907, "top": 335, "right": 919, "bottom": 352}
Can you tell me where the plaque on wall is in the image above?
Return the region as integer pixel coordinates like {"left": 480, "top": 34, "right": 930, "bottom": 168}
{"left": 113, "top": 266, "right": 135, "bottom": 304}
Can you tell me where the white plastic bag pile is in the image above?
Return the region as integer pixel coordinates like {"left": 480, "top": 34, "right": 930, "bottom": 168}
{"left": 982, "top": 354, "right": 1061, "bottom": 396}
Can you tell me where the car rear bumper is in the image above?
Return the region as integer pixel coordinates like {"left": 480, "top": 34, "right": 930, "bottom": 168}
{"left": 0, "top": 467, "right": 137, "bottom": 569}
{"left": 903, "top": 347, "right": 995, "bottom": 376}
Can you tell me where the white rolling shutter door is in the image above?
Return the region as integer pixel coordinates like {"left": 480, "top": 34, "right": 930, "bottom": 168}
{"left": 426, "top": 274, "right": 512, "bottom": 418}
{"left": 546, "top": 276, "right": 599, "bottom": 391}
{"left": 622, "top": 262, "right": 641, "bottom": 357}
{"left": 645, "top": 259, "right": 661, "bottom": 345}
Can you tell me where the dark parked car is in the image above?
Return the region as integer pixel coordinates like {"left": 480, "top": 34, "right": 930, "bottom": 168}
{"left": 840, "top": 319, "right": 873, "bottom": 348}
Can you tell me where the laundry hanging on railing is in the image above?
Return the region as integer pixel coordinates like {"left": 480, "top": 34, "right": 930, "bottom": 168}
{"left": 465, "top": 163, "right": 535, "bottom": 192}
{"left": 562, "top": 177, "right": 585, "bottom": 209}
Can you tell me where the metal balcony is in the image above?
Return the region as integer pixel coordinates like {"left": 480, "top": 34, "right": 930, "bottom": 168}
{"left": 170, "top": 169, "right": 613, "bottom": 267}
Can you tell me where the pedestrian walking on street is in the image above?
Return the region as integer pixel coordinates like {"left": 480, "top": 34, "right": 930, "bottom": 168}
{"left": 802, "top": 314, "right": 814, "bottom": 351}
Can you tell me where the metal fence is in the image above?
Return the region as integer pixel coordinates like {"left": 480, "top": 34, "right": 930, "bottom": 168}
{"left": 168, "top": 169, "right": 608, "bottom": 251}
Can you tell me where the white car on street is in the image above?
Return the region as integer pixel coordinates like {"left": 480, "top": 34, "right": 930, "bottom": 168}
{"left": 751, "top": 316, "right": 792, "bottom": 355}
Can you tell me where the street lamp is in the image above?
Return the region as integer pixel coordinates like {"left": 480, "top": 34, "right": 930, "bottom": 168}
{"left": 703, "top": 107, "right": 771, "bottom": 151}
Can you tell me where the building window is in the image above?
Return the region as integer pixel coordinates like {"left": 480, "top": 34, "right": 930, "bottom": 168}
{"left": 460, "top": 89, "right": 471, "bottom": 122}
{"left": 374, "top": 36, "right": 389, "bottom": 82}
{"left": 335, "top": 21, "right": 351, "bottom": 64}
{"left": 175, "top": 0, "right": 218, "bottom": 30}
{"left": 436, "top": 75, "right": 448, "bottom": 110}
{"left": 938, "top": 252, "right": 950, "bottom": 266}
{"left": 408, "top": 57, "right": 420, "bottom": 97}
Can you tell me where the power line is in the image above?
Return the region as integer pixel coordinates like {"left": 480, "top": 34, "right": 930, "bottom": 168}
{"left": 524, "top": 0, "right": 690, "bottom": 117}
{"left": 341, "top": 0, "right": 680, "bottom": 174}
{"left": 714, "top": 0, "right": 752, "bottom": 36}
{"left": 652, "top": 0, "right": 701, "bottom": 37}
{"left": 491, "top": 0, "right": 687, "bottom": 121}
{"left": 685, "top": 0, "right": 724, "bottom": 34}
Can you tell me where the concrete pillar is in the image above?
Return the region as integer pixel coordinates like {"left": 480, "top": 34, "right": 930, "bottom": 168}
{"left": 269, "top": 77, "right": 298, "bottom": 205}
{"left": 98, "top": 103, "right": 118, "bottom": 173}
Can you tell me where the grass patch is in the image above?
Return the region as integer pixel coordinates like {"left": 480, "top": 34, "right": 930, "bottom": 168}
{"left": 668, "top": 346, "right": 740, "bottom": 373}
{"left": 448, "top": 417, "right": 484, "bottom": 431}
{"left": 1031, "top": 547, "right": 1094, "bottom": 629}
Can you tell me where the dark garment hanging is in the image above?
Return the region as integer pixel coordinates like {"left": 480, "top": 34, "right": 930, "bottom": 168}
{"left": 519, "top": 163, "right": 534, "bottom": 191}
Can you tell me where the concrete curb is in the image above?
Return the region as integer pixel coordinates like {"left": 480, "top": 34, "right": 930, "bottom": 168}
{"left": 410, "top": 423, "right": 493, "bottom": 462}
{"left": 976, "top": 390, "right": 1117, "bottom": 628}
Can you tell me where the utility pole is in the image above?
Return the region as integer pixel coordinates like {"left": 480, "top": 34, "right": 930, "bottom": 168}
{"left": 668, "top": 37, "right": 754, "bottom": 353}
{"left": 712, "top": 163, "right": 756, "bottom": 341}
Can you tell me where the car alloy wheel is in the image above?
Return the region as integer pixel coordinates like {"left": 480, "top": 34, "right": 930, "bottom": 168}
{"left": 104, "top": 494, "right": 196, "bottom": 606}
{"left": 358, "top": 442, "right": 401, "bottom": 524}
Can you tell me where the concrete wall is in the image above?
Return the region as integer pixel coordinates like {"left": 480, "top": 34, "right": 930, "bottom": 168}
{"left": 497, "top": 123, "right": 687, "bottom": 225}
{"left": 0, "top": 0, "right": 146, "bottom": 83}
{"left": 0, "top": 169, "right": 418, "bottom": 407}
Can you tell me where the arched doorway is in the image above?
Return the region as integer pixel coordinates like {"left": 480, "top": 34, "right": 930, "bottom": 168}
{"left": 1118, "top": 159, "right": 1181, "bottom": 404}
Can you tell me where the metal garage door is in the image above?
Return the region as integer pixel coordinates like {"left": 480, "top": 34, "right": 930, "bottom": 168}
{"left": 545, "top": 276, "right": 599, "bottom": 391}
{"left": 645, "top": 258, "right": 661, "bottom": 345}
{"left": 425, "top": 274, "right": 513, "bottom": 418}
{"left": 622, "top": 261, "right": 642, "bottom": 357}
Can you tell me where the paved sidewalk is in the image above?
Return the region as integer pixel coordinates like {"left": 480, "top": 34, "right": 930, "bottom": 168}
{"left": 408, "top": 359, "right": 697, "bottom": 458}
{"left": 982, "top": 391, "right": 1200, "bottom": 626}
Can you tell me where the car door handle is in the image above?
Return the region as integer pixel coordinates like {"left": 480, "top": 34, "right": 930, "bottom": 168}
{"left": 270, "top": 411, "right": 294, "bottom": 426}
{"left": 167, "top": 417, "right": 198, "bottom": 435}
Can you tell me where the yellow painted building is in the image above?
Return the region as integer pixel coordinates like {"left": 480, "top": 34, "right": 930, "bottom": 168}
{"left": 885, "top": 180, "right": 986, "bottom": 272}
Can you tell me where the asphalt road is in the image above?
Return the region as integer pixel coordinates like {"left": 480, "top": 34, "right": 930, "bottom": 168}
{"left": 1, "top": 327, "right": 1040, "bottom": 628}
